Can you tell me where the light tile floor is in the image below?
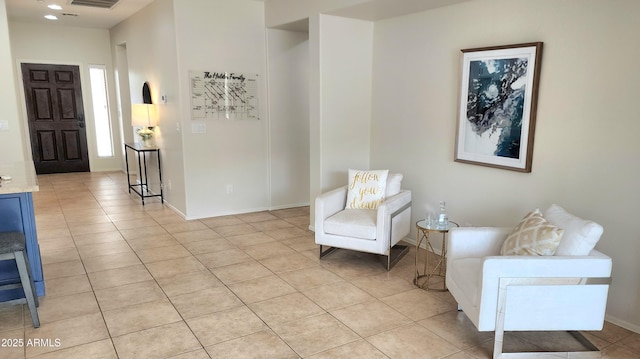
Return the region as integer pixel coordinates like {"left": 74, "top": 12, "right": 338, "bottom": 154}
{"left": 1, "top": 171, "right": 639, "bottom": 359}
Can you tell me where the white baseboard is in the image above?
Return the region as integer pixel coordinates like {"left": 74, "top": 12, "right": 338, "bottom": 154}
{"left": 605, "top": 314, "right": 640, "bottom": 334}
{"left": 270, "top": 202, "right": 310, "bottom": 211}
{"left": 183, "top": 204, "right": 311, "bottom": 220}
{"left": 163, "top": 201, "right": 186, "bottom": 219}
{"left": 403, "top": 236, "right": 443, "bottom": 255}
{"left": 184, "top": 206, "right": 271, "bottom": 221}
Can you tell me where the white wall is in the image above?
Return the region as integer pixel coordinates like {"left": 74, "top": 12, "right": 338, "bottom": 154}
{"left": 173, "top": 0, "right": 269, "bottom": 219}
{"left": 306, "top": 14, "right": 375, "bottom": 227}
{"left": 110, "top": 0, "right": 186, "bottom": 214}
{"left": 370, "top": 0, "right": 640, "bottom": 332}
{"left": 317, "top": 15, "right": 374, "bottom": 192}
{"left": 265, "top": 3, "right": 375, "bottom": 225}
{"left": 265, "top": 4, "right": 372, "bottom": 220}
{"left": 0, "top": 0, "right": 28, "bottom": 161}
{"left": 9, "top": 22, "right": 121, "bottom": 172}
{"left": 265, "top": 0, "right": 366, "bottom": 28}
{"left": 267, "top": 28, "right": 310, "bottom": 209}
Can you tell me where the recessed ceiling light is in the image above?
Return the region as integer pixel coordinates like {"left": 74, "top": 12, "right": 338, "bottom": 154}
{"left": 48, "top": 4, "right": 63, "bottom": 10}
{"left": 44, "top": 14, "right": 58, "bottom": 20}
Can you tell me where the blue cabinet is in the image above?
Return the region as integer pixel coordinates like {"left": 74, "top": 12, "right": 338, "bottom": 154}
{"left": 0, "top": 192, "right": 45, "bottom": 300}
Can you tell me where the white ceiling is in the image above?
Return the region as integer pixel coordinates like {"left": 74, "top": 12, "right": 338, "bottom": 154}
{"left": 327, "top": 0, "right": 469, "bottom": 21}
{"left": 5, "top": 0, "right": 155, "bottom": 29}
{"left": 5, "top": 0, "right": 470, "bottom": 30}
{"left": 271, "top": 0, "right": 471, "bottom": 32}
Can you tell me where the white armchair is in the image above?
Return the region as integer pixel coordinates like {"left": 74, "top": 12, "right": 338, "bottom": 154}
{"left": 314, "top": 173, "right": 411, "bottom": 270}
{"left": 446, "top": 206, "right": 612, "bottom": 358}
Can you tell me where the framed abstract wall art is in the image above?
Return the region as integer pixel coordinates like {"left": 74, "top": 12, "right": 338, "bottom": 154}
{"left": 455, "top": 42, "right": 543, "bottom": 172}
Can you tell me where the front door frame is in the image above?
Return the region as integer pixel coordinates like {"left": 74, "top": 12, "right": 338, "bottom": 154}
{"left": 21, "top": 62, "right": 90, "bottom": 174}
{"left": 16, "top": 59, "right": 124, "bottom": 173}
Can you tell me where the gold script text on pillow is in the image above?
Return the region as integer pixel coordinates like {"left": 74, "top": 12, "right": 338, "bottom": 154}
{"left": 346, "top": 170, "right": 389, "bottom": 210}
{"left": 349, "top": 171, "right": 381, "bottom": 188}
{"left": 350, "top": 172, "right": 383, "bottom": 202}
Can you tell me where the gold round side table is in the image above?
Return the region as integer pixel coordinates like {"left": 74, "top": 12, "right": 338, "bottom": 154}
{"left": 414, "top": 220, "right": 458, "bottom": 291}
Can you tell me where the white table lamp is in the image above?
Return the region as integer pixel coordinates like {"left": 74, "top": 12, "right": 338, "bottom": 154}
{"left": 131, "top": 104, "right": 158, "bottom": 147}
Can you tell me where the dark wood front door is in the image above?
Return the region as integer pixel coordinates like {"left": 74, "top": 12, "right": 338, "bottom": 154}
{"left": 21, "top": 63, "right": 90, "bottom": 174}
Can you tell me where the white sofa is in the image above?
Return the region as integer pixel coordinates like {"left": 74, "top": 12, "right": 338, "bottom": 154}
{"left": 446, "top": 205, "right": 612, "bottom": 358}
{"left": 314, "top": 173, "right": 412, "bottom": 270}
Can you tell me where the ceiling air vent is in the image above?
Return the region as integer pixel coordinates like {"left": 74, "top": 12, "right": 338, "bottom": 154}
{"left": 69, "top": 0, "right": 120, "bottom": 9}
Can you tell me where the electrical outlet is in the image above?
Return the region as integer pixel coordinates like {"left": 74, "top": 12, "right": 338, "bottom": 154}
{"left": 165, "top": 180, "right": 172, "bottom": 191}
{"left": 226, "top": 184, "right": 233, "bottom": 194}
{"left": 0, "top": 120, "right": 9, "bottom": 131}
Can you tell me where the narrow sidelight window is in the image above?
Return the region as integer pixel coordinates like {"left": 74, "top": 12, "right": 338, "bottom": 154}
{"left": 89, "top": 65, "right": 114, "bottom": 157}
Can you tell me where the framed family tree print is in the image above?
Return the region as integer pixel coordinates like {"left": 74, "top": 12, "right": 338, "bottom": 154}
{"left": 455, "top": 42, "right": 543, "bottom": 172}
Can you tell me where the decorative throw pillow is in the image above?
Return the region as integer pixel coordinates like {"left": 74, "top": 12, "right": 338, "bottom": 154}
{"left": 500, "top": 209, "right": 564, "bottom": 256}
{"left": 385, "top": 173, "right": 403, "bottom": 197}
{"left": 346, "top": 169, "right": 389, "bottom": 209}
{"left": 543, "top": 204, "right": 603, "bottom": 256}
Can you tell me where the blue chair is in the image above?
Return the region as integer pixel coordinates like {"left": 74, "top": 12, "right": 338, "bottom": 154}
{"left": 0, "top": 232, "right": 40, "bottom": 328}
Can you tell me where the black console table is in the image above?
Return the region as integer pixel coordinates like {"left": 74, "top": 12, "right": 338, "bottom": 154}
{"left": 124, "top": 143, "right": 163, "bottom": 205}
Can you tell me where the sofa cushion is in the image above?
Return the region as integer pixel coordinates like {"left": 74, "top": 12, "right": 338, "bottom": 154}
{"left": 324, "top": 209, "right": 377, "bottom": 240}
{"left": 346, "top": 169, "right": 388, "bottom": 209}
{"left": 385, "top": 173, "right": 403, "bottom": 197}
{"left": 500, "top": 209, "right": 564, "bottom": 256}
{"left": 544, "top": 204, "right": 603, "bottom": 256}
